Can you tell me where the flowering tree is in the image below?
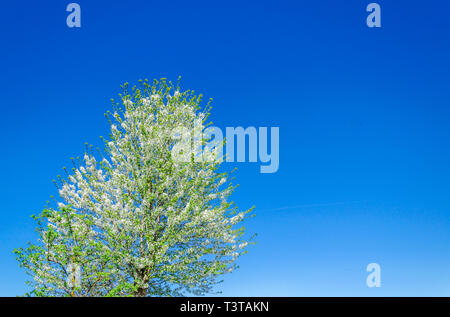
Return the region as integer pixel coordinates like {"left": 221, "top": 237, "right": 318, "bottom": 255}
{"left": 15, "top": 79, "right": 252, "bottom": 297}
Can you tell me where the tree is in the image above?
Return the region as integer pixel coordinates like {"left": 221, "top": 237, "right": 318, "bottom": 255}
{"left": 14, "top": 78, "right": 253, "bottom": 297}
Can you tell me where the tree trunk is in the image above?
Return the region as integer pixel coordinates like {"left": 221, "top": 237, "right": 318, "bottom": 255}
{"left": 136, "top": 287, "right": 147, "bottom": 297}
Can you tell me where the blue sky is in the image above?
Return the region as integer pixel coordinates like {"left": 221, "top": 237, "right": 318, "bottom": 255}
{"left": 1, "top": 0, "right": 450, "bottom": 296}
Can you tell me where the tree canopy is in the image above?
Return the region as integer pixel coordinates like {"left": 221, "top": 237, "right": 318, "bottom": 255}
{"left": 15, "top": 79, "right": 253, "bottom": 297}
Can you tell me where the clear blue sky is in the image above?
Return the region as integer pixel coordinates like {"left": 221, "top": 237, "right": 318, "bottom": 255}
{"left": 1, "top": 0, "right": 450, "bottom": 296}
